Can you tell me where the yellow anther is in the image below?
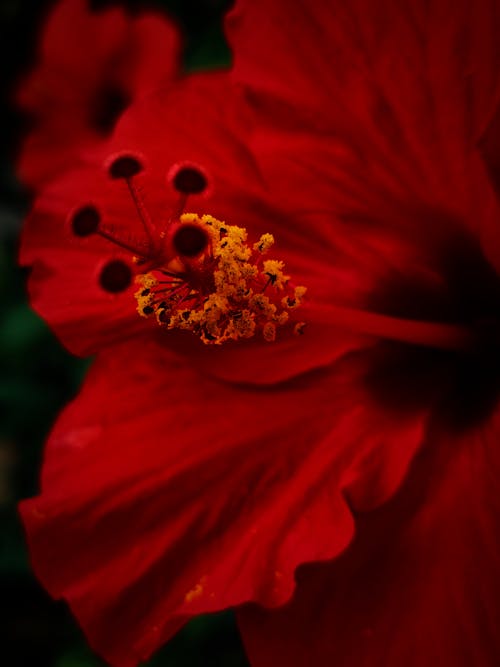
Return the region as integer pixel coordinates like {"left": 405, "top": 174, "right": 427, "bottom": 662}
{"left": 262, "top": 259, "right": 290, "bottom": 289}
{"left": 294, "top": 322, "right": 306, "bottom": 336}
{"left": 254, "top": 233, "right": 274, "bottom": 254}
{"left": 250, "top": 293, "right": 276, "bottom": 317}
{"left": 226, "top": 309, "right": 256, "bottom": 340}
{"left": 184, "top": 576, "right": 207, "bottom": 604}
{"left": 275, "top": 311, "right": 289, "bottom": 325}
{"left": 136, "top": 274, "right": 158, "bottom": 290}
{"left": 294, "top": 285, "right": 307, "bottom": 299}
{"left": 134, "top": 274, "right": 159, "bottom": 316}
{"left": 181, "top": 213, "right": 200, "bottom": 225}
{"left": 263, "top": 322, "right": 277, "bottom": 342}
{"left": 281, "top": 285, "right": 307, "bottom": 309}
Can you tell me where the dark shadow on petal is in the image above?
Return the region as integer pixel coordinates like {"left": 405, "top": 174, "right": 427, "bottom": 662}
{"left": 478, "top": 103, "right": 500, "bottom": 200}
{"left": 91, "top": 84, "right": 131, "bottom": 136}
{"left": 370, "top": 211, "right": 500, "bottom": 325}
{"left": 364, "top": 341, "right": 500, "bottom": 434}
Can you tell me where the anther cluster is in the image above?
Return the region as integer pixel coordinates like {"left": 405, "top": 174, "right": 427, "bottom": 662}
{"left": 135, "top": 214, "right": 307, "bottom": 344}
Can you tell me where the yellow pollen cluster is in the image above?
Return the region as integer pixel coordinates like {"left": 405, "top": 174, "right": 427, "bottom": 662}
{"left": 135, "top": 213, "right": 306, "bottom": 345}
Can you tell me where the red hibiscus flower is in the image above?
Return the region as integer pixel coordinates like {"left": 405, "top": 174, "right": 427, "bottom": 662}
{"left": 16, "top": 0, "right": 180, "bottom": 188}
{"left": 20, "top": 1, "right": 500, "bottom": 666}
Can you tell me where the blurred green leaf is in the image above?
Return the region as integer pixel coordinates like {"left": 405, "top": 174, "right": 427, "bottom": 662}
{"left": 0, "top": 303, "right": 47, "bottom": 352}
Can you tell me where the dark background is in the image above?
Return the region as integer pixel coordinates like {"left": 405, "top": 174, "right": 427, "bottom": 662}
{"left": 0, "top": 0, "right": 249, "bottom": 664}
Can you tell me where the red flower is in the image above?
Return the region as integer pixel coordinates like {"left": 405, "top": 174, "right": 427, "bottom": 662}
{"left": 20, "top": 1, "right": 500, "bottom": 666}
{"left": 16, "top": 0, "right": 180, "bottom": 188}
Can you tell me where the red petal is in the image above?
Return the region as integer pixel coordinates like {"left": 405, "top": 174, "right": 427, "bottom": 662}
{"left": 227, "top": 0, "right": 500, "bottom": 141}
{"left": 239, "top": 407, "right": 500, "bottom": 667}
{"left": 16, "top": 0, "right": 180, "bottom": 187}
{"left": 227, "top": 0, "right": 500, "bottom": 270}
{"left": 126, "top": 13, "right": 181, "bottom": 94}
{"left": 20, "top": 339, "right": 428, "bottom": 666}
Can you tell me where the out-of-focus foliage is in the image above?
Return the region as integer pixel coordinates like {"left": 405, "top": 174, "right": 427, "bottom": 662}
{"left": 0, "top": 1, "right": 249, "bottom": 664}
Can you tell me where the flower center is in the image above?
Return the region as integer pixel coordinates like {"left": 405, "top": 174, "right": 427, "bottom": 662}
{"left": 135, "top": 213, "right": 307, "bottom": 345}
{"left": 70, "top": 154, "right": 306, "bottom": 345}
